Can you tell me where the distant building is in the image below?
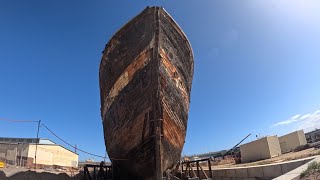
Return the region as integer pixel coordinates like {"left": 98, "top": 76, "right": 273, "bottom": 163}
{"left": 278, "top": 130, "right": 307, "bottom": 153}
{"left": 305, "top": 129, "right": 320, "bottom": 143}
{"left": 85, "top": 159, "right": 95, "bottom": 162}
{"left": 240, "top": 136, "right": 281, "bottom": 163}
{"left": 0, "top": 137, "right": 78, "bottom": 169}
{"left": 78, "top": 161, "right": 112, "bottom": 169}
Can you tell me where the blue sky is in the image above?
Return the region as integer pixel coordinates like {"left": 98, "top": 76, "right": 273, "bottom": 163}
{"left": 1, "top": 1, "right": 320, "bottom": 161}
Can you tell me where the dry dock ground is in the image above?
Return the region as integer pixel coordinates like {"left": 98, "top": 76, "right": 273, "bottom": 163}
{"left": 0, "top": 148, "right": 319, "bottom": 179}
{"left": 196, "top": 147, "right": 320, "bottom": 170}
{"left": 0, "top": 166, "right": 81, "bottom": 180}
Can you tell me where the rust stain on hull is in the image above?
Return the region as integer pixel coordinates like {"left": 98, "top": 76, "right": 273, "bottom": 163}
{"left": 160, "top": 48, "right": 189, "bottom": 110}
{"left": 99, "top": 6, "right": 194, "bottom": 179}
{"left": 104, "top": 49, "right": 151, "bottom": 113}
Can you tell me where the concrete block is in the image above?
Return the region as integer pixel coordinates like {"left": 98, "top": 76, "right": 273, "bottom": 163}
{"left": 297, "top": 161, "right": 305, "bottom": 167}
{"left": 247, "top": 166, "right": 264, "bottom": 178}
{"left": 303, "top": 158, "right": 313, "bottom": 164}
{"left": 280, "top": 161, "right": 300, "bottom": 174}
{"left": 225, "top": 169, "right": 236, "bottom": 177}
{"left": 235, "top": 168, "right": 248, "bottom": 177}
{"left": 217, "top": 169, "right": 227, "bottom": 177}
{"left": 202, "top": 170, "right": 211, "bottom": 178}
{"left": 213, "top": 177, "right": 223, "bottom": 180}
{"left": 263, "top": 165, "right": 282, "bottom": 178}
{"left": 222, "top": 177, "right": 232, "bottom": 180}
{"left": 212, "top": 170, "right": 219, "bottom": 177}
{"left": 231, "top": 178, "right": 243, "bottom": 180}
{"left": 274, "top": 157, "right": 320, "bottom": 180}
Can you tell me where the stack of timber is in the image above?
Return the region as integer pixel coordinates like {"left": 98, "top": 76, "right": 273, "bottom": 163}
{"left": 99, "top": 6, "right": 194, "bottom": 179}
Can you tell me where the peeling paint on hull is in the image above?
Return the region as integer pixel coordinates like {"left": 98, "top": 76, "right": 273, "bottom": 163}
{"left": 99, "top": 6, "right": 194, "bottom": 179}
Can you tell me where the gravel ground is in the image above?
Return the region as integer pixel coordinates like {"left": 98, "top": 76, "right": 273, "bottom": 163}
{"left": 0, "top": 167, "right": 29, "bottom": 177}
{"left": 0, "top": 170, "right": 83, "bottom": 180}
{"left": 0, "top": 166, "right": 79, "bottom": 176}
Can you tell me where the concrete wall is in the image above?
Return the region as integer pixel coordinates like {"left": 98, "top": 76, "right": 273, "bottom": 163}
{"left": 0, "top": 143, "right": 29, "bottom": 165}
{"left": 268, "top": 136, "right": 282, "bottom": 158}
{"left": 240, "top": 136, "right": 281, "bottom": 163}
{"left": 279, "top": 130, "right": 307, "bottom": 153}
{"left": 298, "top": 131, "right": 307, "bottom": 145}
{"left": 209, "top": 156, "right": 314, "bottom": 180}
{"left": 273, "top": 156, "right": 320, "bottom": 180}
{"left": 28, "top": 144, "right": 78, "bottom": 168}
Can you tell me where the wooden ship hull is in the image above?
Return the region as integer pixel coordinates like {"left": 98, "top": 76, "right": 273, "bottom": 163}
{"left": 99, "top": 6, "right": 194, "bottom": 179}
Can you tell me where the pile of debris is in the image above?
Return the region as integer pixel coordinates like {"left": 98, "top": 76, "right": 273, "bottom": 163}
{"left": 0, "top": 170, "right": 83, "bottom": 180}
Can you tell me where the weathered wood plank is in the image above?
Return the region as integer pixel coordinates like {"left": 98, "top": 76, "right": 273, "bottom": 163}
{"left": 99, "top": 6, "right": 194, "bottom": 179}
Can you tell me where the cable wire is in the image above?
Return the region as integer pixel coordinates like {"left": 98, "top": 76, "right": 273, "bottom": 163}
{"left": 0, "top": 118, "right": 120, "bottom": 161}
{"left": 0, "top": 118, "right": 39, "bottom": 123}
{"left": 41, "top": 123, "right": 107, "bottom": 159}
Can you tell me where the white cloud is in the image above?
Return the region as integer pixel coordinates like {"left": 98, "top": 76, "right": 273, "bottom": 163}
{"left": 291, "top": 114, "right": 301, "bottom": 119}
{"left": 272, "top": 109, "right": 320, "bottom": 132}
{"left": 272, "top": 114, "right": 300, "bottom": 126}
{"left": 297, "top": 110, "right": 320, "bottom": 132}
{"left": 300, "top": 113, "right": 311, "bottom": 120}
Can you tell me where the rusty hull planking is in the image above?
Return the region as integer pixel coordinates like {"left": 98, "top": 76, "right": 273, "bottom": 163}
{"left": 99, "top": 6, "right": 193, "bottom": 179}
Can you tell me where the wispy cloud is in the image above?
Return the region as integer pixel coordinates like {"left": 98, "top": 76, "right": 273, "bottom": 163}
{"left": 297, "top": 110, "right": 320, "bottom": 132}
{"left": 273, "top": 114, "right": 300, "bottom": 126}
{"left": 272, "top": 109, "right": 320, "bottom": 132}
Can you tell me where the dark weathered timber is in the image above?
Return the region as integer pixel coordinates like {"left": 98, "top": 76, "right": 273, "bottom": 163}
{"left": 181, "top": 159, "right": 213, "bottom": 179}
{"left": 99, "top": 6, "right": 194, "bottom": 179}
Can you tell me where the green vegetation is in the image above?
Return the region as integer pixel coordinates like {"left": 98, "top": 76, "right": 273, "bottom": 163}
{"left": 300, "top": 161, "right": 320, "bottom": 178}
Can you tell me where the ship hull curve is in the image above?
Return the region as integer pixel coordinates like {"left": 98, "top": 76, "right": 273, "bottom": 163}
{"left": 99, "top": 6, "right": 194, "bottom": 179}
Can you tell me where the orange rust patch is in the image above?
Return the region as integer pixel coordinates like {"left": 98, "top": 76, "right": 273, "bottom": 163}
{"left": 159, "top": 48, "right": 189, "bottom": 110}
{"left": 104, "top": 49, "right": 151, "bottom": 112}
{"left": 162, "top": 103, "right": 185, "bottom": 150}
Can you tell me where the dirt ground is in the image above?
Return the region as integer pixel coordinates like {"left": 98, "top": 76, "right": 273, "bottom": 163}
{"left": 0, "top": 165, "right": 79, "bottom": 176}
{"left": 0, "top": 170, "right": 83, "bottom": 180}
{"left": 301, "top": 170, "right": 320, "bottom": 180}
{"left": 213, "top": 147, "right": 320, "bottom": 169}
{"left": 0, "top": 166, "right": 82, "bottom": 180}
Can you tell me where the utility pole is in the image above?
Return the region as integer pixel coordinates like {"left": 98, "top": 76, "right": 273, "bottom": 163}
{"left": 15, "top": 145, "right": 17, "bottom": 166}
{"left": 75, "top": 144, "right": 77, "bottom": 153}
{"left": 34, "top": 120, "right": 41, "bottom": 169}
{"left": 20, "top": 143, "right": 23, "bottom": 167}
